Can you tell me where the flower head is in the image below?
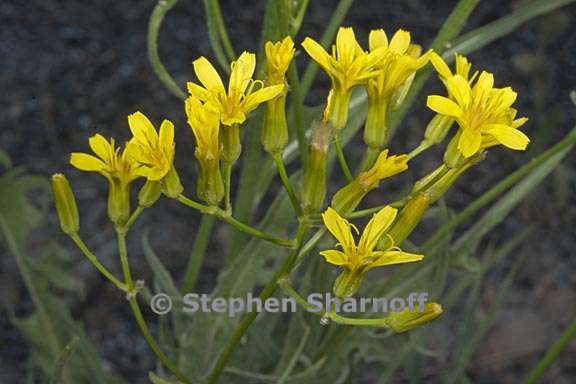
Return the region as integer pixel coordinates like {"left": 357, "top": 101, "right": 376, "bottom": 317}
{"left": 127, "top": 111, "right": 175, "bottom": 181}
{"left": 359, "top": 150, "right": 409, "bottom": 190}
{"left": 302, "top": 27, "right": 385, "bottom": 93}
{"left": 185, "top": 95, "right": 221, "bottom": 161}
{"left": 320, "top": 206, "right": 423, "bottom": 296}
{"left": 427, "top": 71, "right": 529, "bottom": 158}
{"left": 70, "top": 134, "right": 141, "bottom": 223}
{"left": 366, "top": 29, "right": 430, "bottom": 104}
{"left": 70, "top": 134, "right": 140, "bottom": 186}
{"left": 265, "top": 36, "right": 295, "bottom": 85}
{"left": 187, "top": 52, "right": 284, "bottom": 126}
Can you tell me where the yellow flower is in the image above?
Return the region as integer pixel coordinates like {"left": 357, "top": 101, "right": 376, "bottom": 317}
{"left": 331, "top": 149, "right": 409, "bottom": 215}
{"left": 185, "top": 95, "right": 221, "bottom": 161}
{"left": 427, "top": 72, "right": 529, "bottom": 158}
{"left": 430, "top": 52, "right": 475, "bottom": 82}
{"left": 70, "top": 134, "right": 140, "bottom": 185}
{"left": 320, "top": 206, "right": 423, "bottom": 297}
{"left": 265, "top": 36, "right": 295, "bottom": 85}
{"left": 70, "top": 134, "right": 141, "bottom": 223}
{"left": 127, "top": 111, "right": 175, "bottom": 181}
{"left": 302, "top": 27, "right": 387, "bottom": 129}
{"left": 366, "top": 29, "right": 430, "bottom": 105}
{"left": 187, "top": 52, "right": 284, "bottom": 126}
{"left": 358, "top": 150, "right": 409, "bottom": 190}
{"left": 302, "top": 27, "right": 385, "bottom": 94}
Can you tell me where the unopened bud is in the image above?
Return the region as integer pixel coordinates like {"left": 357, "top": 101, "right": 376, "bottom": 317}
{"left": 385, "top": 302, "right": 443, "bottom": 332}
{"left": 161, "top": 166, "right": 184, "bottom": 199}
{"left": 302, "top": 122, "right": 331, "bottom": 213}
{"left": 379, "top": 192, "right": 431, "bottom": 249}
{"left": 51, "top": 174, "right": 79, "bottom": 234}
{"left": 138, "top": 180, "right": 161, "bottom": 208}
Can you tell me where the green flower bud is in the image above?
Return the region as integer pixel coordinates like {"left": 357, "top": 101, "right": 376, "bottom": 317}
{"left": 51, "top": 174, "right": 79, "bottom": 235}
{"left": 138, "top": 180, "right": 162, "bottom": 208}
{"left": 385, "top": 302, "right": 443, "bottom": 333}
{"left": 161, "top": 166, "right": 184, "bottom": 199}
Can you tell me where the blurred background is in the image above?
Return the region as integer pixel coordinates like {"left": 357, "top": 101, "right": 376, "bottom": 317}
{"left": 1, "top": 0, "right": 575, "bottom": 382}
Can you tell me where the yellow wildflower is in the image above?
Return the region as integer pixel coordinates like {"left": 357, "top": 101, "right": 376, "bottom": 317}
{"left": 427, "top": 72, "right": 529, "bottom": 158}
{"left": 366, "top": 29, "right": 430, "bottom": 106}
{"left": 302, "top": 27, "right": 386, "bottom": 129}
{"left": 430, "top": 52, "right": 475, "bottom": 82}
{"left": 320, "top": 206, "right": 423, "bottom": 297}
{"left": 265, "top": 36, "right": 295, "bottom": 85}
{"left": 185, "top": 95, "right": 221, "bottom": 161}
{"left": 187, "top": 52, "right": 284, "bottom": 126}
{"left": 332, "top": 150, "right": 409, "bottom": 215}
{"left": 70, "top": 134, "right": 140, "bottom": 223}
{"left": 185, "top": 95, "right": 224, "bottom": 205}
{"left": 127, "top": 111, "right": 175, "bottom": 181}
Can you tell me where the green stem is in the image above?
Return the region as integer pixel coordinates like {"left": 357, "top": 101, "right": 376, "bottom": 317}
{"left": 206, "top": 222, "right": 310, "bottom": 384}
{"left": 525, "top": 318, "right": 576, "bottom": 384}
{"left": 208, "top": 0, "right": 235, "bottom": 60}
{"left": 276, "top": 325, "right": 311, "bottom": 384}
{"left": 300, "top": 0, "right": 354, "bottom": 97}
{"left": 69, "top": 233, "right": 128, "bottom": 292}
{"left": 177, "top": 195, "right": 294, "bottom": 248}
{"left": 125, "top": 206, "right": 144, "bottom": 231}
{"left": 115, "top": 229, "right": 192, "bottom": 384}
{"left": 223, "top": 161, "right": 233, "bottom": 214}
{"left": 0, "top": 217, "right": 72, "bottom": 384}
{"left": 273, "top": 153, "right": 303, "bottom": 217}
{"left": 147, "top": 0, "right": 186, "bottom": 100}
{"left": 334, "top": 132, "right": 353, "bottom": 181}
{"left": 201, "top": 0, "right": 231, "bottom": 72}
{"left": 181, "top": 215, "right": 215, "bottom": 293}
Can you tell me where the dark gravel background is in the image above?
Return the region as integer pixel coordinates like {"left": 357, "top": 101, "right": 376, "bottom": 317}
{"left": 1, "top": 0, "right": 576, "bottom": 382}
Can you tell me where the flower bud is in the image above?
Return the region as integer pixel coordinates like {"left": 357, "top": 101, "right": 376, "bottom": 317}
{"left": 378, "top": 192, "right": 431, "bottom": 250}
{"left": 138, "top": 180, "right": 162, "bottom": 208}
{"left": 161, "top": 166, "right": 184, "bottom": 199}
{"left": 302, "top": 122, "right": 331, "bottom": 213}
{"left": 385, "top": 302, "right": 443, "bottom": 332}
{"left": 51, "top": 174, "right": 79, "bottom": 234}
{"left": 443, "top": 132, "right": 466, "bottom": 168}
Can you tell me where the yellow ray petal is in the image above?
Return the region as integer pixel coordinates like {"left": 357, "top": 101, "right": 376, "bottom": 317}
{"left": 389, "top": 29, "right": 410, "bottom": 54}
{"left": 70, "top": 153, "right": 107, "bottom": 171}
{"left": 369, "top": 29, "right": 388, "bottom": 51}
{"left": 321, "top": 207, "right": 356, "bottom": 255}
{"left": 430, "top": 52, "right": 452, "bottom": 79}
{"left": 485, "top": 124, "right": 530, "bottom": 150}
{"left": 427, "top": 95, "right": 462, "bottom": 117}
{"left": 88, "top": 134, "right": 112, "bottom": 163}
{"left": 128, "top": 111, "right": 158, "bottom": 144}
{"left": 229, "top": 51, "right": 256, "bottom": 94}
{"left": 242, "top": 84, "right": 284, "bottom": 112}
{"left": 319, "top": 249, "right": 349, "bottom": 266}
{"left": 446, "top": 75, "right": 471, "bottom": 107}
{"left": 193, "top": 56, "right": 225, "bottom": 93}
{"left": 368, "top": 250, "right": 424, "bottom": 268}
{"left": 302, "top": 37, "right": 333, "bottom": 73}
{"left": 187, "top": 81, "right": 212, "bottom": 101}
{"left": 336, "top": 27, "right": 360, "bottom": 67}
{"left": 358, "top": 206, "right": 398, "bottom": 254}
{"left": 159, "top": 119, "right": 175, "bottom": 151}
{"left": 458, "top": 127, "right": 482, "bottom": 158}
